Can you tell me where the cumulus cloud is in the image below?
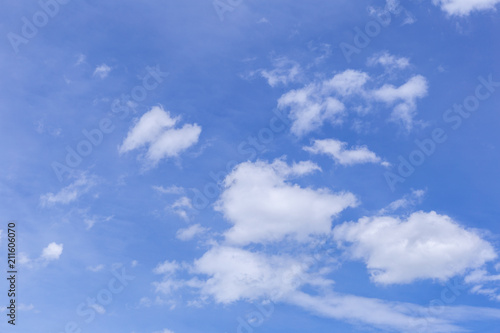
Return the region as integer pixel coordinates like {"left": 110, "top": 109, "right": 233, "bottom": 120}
{"left": 40, "top": 173, "right": 97, "bottom": 207}
{"left": 119, "top": 106, "right": 201, "bottom": 166}
{"left": 324, "top": 69, "right": 370, "bottom": 97}
{"left": 93, "top": 64, "right": 111, "bottom": 79}
{"left": 278, "top": 69, "right": 428, "bottom": 135}
{"left": 432, "top": 0, "right": 500, "bottom": 16}
{"left": 41, "top": 242, "right": 64, "bottom": 261}
{"left": 333, "top": 211, "right": 497, "bottom": 284}
{"left": 192, "top": 246, "right": 315, "bottom": 303}
{"left": 304, "top": 139, "right": 388, "bottom": 166}
{"left": 215, "top": 159, "right": 357, "bottom": 245}
{"left": 371, "top": 75, "right": 428, "bottom": 130}
{"left": 278, "top": 83, "right": 345, "bottom": 136}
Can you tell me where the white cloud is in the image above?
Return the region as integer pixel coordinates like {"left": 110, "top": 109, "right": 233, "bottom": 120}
{"left": 371, "top": 75, "right": 428, "bottom": 130}
{"left": 93, "top": 64, "right": 111, "bottom": 79}
{"left": 153, "top": 260, "right": 180, "bottom": 275}
{"left": 333, "top": 211, "right": 497, "bottom": 284}
{"left": 40, "top": 173, "right": 97, "bottom": 207}
{"left": 304, "top": 139, "right": 388, "bottom": 166}
{"left": 367, "top": 52, "right": 410, "bottom": 70}
{"left": 176, "top": 224, "right": 208, "bottom": 241}
{"left": 278, "top": 83, "right": 346, "bottom": 136}
{"left": 260, "top": 57, "right": 301, "bottom": 87}
{"left": 41, "top": 242, "right": 64, "bottom": 261}
{"left": 324, "top": 69, "right": 369, "bottom": 97}
{"left": 215, "top": 159, "right": 357, "bottom": 245}
{"left": 432, "top": 0, "right": 500, "bottom": 16}
{"left": 465, "top": 269, "right": 500, "bottom": 301}
{"left": 278, "top": 69, "right": 428, "bottom": 135}
{"left": 170, "top": 196, "right": 193, "bottom": 221}
{"left": 192, "top": 246, "right": 315, "bottom": 303}
{"left": 119, "top": 106, "right": 201, "bottom": 166}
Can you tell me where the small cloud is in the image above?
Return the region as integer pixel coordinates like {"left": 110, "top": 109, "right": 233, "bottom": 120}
{"left": 131, "top": 260, "right": 139, "bottom": 268}
{"left": 84, "top": 215, "right": 113, "bottom": 230}
{"left": 41, "top": 243, "right": 63, "bottom": 261}
{"left": 304, "top": 139, "right": 388, "bottom": 166}
{"left": 170, "top": 196, "right": 194, "bottom": 221}
{"left": 176, "top": 224, "right": 209, "bottom": 241}
{"left": 93, "top": 64, "right": 111, "bottom": 79}
{"left": 87, "top": 264, "right": 105, "bottom": 272}
{"left": 153, "top": 260, "right": 180, "bottom": 275}
{"left": 367, "top": 52, "right": 410, "bottom": 70}
{"left": 40, "top": 173, "right": 97, "bottom": 207}
{"left": 119, "top": 106, "right": 201, "bottom": 167}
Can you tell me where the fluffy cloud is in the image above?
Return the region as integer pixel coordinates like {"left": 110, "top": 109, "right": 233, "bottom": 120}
{"left": 41, "top": 242, "right": 64, "bottom": 261}
{"left": 40, "top": 173, "right": 97, "bottom": 207}
{"left": 278, "top": 84, "right": 345, "bottom": 136}
{"left": 278, "top": 69, "right": 428, "bottom": 135}
{"left": 371, "top": 75, "right": 428, "bottom": 130}
{"left": 432, "top": 0, "right": 500, "bottom": 16}
{"left": 333, "top": 211, "right": 497, "bottom": 284}
{"left": 304, "top": 139, "right": 388, "bottom": 166}
{"left": 119, "top": 106, "right": 201, "bottom": 166}
{"left": 192, "top": 246, "right": 314, "bottom": 303}
{"left": 324, "top": 69, "right": 370, "bottom": 97}
{"left": 215, "top": 159, "right": 357, "bottom": 245}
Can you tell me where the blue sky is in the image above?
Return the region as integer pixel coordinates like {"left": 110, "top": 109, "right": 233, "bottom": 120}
{"left": 1, "top": 0, "right": 500, "bottom": 332}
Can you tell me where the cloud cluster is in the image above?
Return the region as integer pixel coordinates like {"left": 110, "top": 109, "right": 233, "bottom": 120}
{"left": 278, "top": 67, "right": 428, "bottom": 135}
{"left": 119, "top": 106, "right": 201, "bottom": 166}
